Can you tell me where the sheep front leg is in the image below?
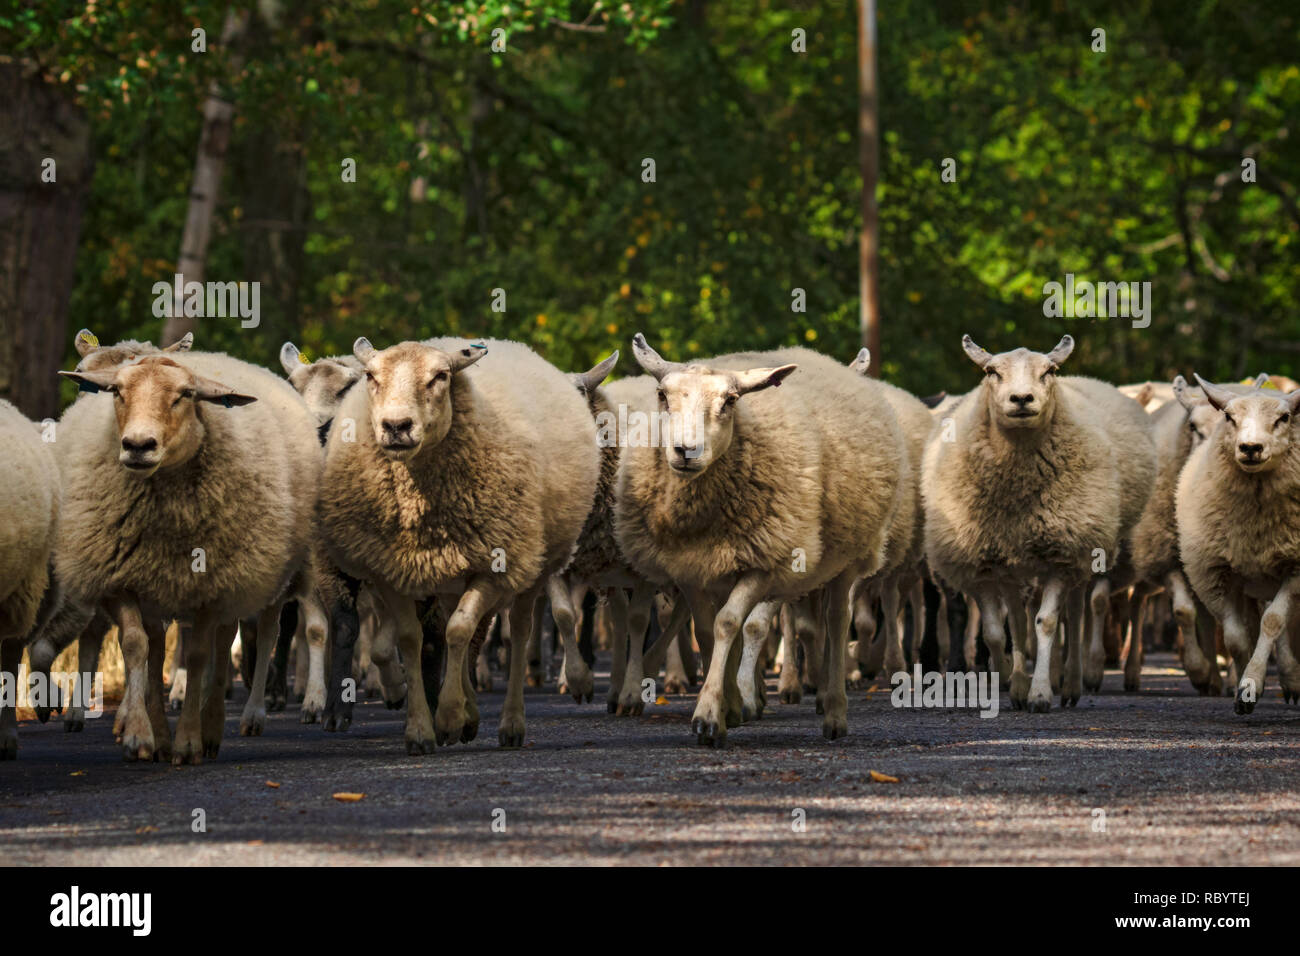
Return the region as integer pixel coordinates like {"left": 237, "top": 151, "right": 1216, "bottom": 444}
{"left": 1027, "top": 578, "right": 1067, "bottom": 713}
{"left": 976, "top": 591, "right": 1013, "bottom": 703}
{"left": 200, "top": 621, "right": 237, "bottom": 758}
{"left": 642, "top": 592, "right": 687, "bottom": 682}
{"left": 104, "top": 595, "right": 156, "bottom": 761}
{"left": 880, "top": 577, "right": 906, "bottom": 680}
{"left": 605, "top": 587, "right": 631, "bottom": 713}
{"left": 1062, "top": 586, "right": 1086, "bottom": 707}
{"left": 617, "top": 581, "right": 656, "bottom": 715}
{"left": 240, "top": 601, "right": 283, "bottom": 737}
{"left": 173, "top": 610, "right": 216, "bottom": 765}
{"left": 998, "top": 585, "right": 1029, "bottom": 709}
{"left": 777, "top": 604, "right": 803, "bottom": 704}
{"left": 687, "top": 576, "right": 767, "bottom": 746}
{"left": 433, "top": 580, "right": 501, "bottom": 748}
{"left": 167, "top": 622, "right": 187, "bottom": 711}
{"left": 821, "top": 574, "right": 855, "bottom": 740}
{"left": 323, "top": 586, "right": 361, "bottom": 732}
{"left": 500, "top": 588, "right": 542, "bottom": 748}
{"left": 548, "top": 575, "right": 593, "bottom": 703}
{"left": 1168, "top": 572, "right": 1209, "bottom": 693}
{"left": 1240, "top": 578, "right": 1300, "bottom": 711}
{"left": 297, "top": 591, "right": 330, "bottom": 724}
{"left": 1082, "top": 577, "right": 1111, "bottom": 692}
{"left": 738, "top": 601, "right": 778, "bottom": 721}
{"left": 853, "top": 581, "right": 879, "bottom": 680}
{"left": 1123, "top": 585, "right": 1148, "bottom": 692}
{"left": 0, "top": 639, "right": 20, "bottom": 759}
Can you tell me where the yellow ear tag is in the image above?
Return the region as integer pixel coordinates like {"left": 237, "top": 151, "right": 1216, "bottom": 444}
{"left": 81, "top": 332, "right": 100, "bottom": 348}
{"left": 298, "top": 351, "right": 311, "bottom": 364}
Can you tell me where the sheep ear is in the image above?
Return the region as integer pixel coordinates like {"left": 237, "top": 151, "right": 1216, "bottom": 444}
{"left": 280, "top": 342, "right": 302, "bottom": 375}
{"left": 631, "top": 333, "right": 678, "bottom": 381}
{"left": 1134, "top": 383, "right": 1154, "bottom": 409}
{"left": 1172, "top": 376, "right": 1198, "bottom": 411}
{"left": 734, "top": 364, "right": 798, "bottom": 396}
{"left": 1193, "top": 373, "right": 1235, "bottom": 412}
{"left": 74, "top": 329, "right": 100, "bottom": 357}
{"left": 59, "top": 368, "right": 118, "bottom": 394}
{"left": 1046, "top": 335, "right": 1074, "bottom": 366}
{"left": 579, "top": 350, "right": 619, "bottom": 392}
{"left": 191, "top": 375, "right": 257, "bottom": 407}
{"left": 849, "top": 348, "right": 871, "bottom": 376}
{"left": 449, "top": 342, "right": 487, "bottom": 373}
{"left": 1252, "top": 372, "right": 1270, "bottom": 389}
{"left": 164, "top": 332, "right": 193, "bottom": 353}
{"left": 1286, "top": 388, "right": 1300, "bottom": 413}
{"left": 961, "top": 335, "right": 993, "bottom": 369}
{"left": 353, "top": 337, "right": 377, "bottom": 366}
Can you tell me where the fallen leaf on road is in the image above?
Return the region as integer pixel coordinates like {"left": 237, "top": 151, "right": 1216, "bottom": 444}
{"left": 869, "top": 770, "right": 899, "bottom": 783}
{"left": 265, "top": 780, "right": 281, "bottom": 788}
{"left": 69, "top": 771, "right": 85, "bottom": 777}
{"left": 332, "top": 792, "right": 366, "bottom": 802}
{"left": 655, "top": 696, "right": 668, "bottom": 705}
{"left": 135, "top": 825, "right": 157, "bottom": 834}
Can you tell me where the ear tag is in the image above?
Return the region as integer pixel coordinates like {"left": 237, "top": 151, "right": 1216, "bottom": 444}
{"left": 222, "top": 396, "right": 232, "bottom": 408}
{"left": 298, "top": 351, "right": 311, "bottom": 364}
{"left": 80, "top": 332, "right": 100, "bottom": 349}
{"left": 470, "top": 342, "right": 487, "bottom": 350}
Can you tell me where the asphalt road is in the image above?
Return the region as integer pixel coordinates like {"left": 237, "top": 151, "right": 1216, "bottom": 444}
{"left": 3, "top": 651, "right": 1298, "bottom": 866}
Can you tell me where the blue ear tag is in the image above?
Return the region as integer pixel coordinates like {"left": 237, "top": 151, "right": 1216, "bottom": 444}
{"left": 222, "top": 396, "right": 232, "bottom": 408}
{"left": 471, "top": 342, "right": 486, "bottom": 350}
{"left": 78, "top": 381, "right": 101, "bottom": 394}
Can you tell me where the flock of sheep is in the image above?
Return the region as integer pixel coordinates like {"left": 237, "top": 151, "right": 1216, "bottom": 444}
{"left": 2, "top": 324, "right": 1298, "bottom": 763}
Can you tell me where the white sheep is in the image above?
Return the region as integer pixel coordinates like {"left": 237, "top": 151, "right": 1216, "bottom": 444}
{"left": 1175, "top": 374, "right": 1300, "bottom": 713}
{"left": 57, "top": 351, "right": 320, "bottom": 763}
{"left": 615, "top": 335, "right": 906, "bottom": 745}
{"left": 317, "top": 336, "right": 600, "bottom": 752}
{"left": 0, "top": 400, "right": 61, "bottom": 759}
{"left": 923, "top": 335, "right": 1150, "bottom": 712}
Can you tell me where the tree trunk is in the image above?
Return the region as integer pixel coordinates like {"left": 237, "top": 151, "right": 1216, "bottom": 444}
{"left": 857, "top": 0, "right": 881, "bottom": 375}
{"left": 0, "top": 60, "right": 93, "bottom": 420}
{"left": 163, "top": 8, "right": 250, "bottom": 346}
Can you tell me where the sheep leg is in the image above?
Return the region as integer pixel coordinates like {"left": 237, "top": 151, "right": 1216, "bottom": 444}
{"left": 820, "top": 575, "right": 855, "bottom": 740}
{"left": 168, "top": 622, "right": 188, "bottom": 711}
{"left": 963, "top": 596, "right": 980, "bottom": 674}
{"left": 1061, "top": 586, "right": 1086, "bottom": 707}
{"left": 298, "top": 590, "right": 329, "bottom": 724}
{"left": 934, "top": 585, "right": 951, "bottom": 670}
{"left": 524, "top": 596, "right": 546, "bottom": 689}
{"left": 777, "top": 604, "right": 803, "bottom": 704}
{"left": 617, "top": 582, "right": 656, "bottom": 715}
{"left": 681, "top": 586, "right": 726, "bottom": 746}
{"left": 1241, "top": 579, "right": 1300, "bottom": 709}
{"left": 1049, "top": 621, "right": 1064, "bottom": 695}
{"left": 602, "top": 588, "right": 629, "bottom": 713}
{"left": 500, "top": 588, "right": 542, "bottom": 748}
{"left": 295, "top": 623, "right": 312, "bottom": 702}
{"left": 1082, "top": 578, "right": 1110, "bottom": 692}
{"left": 103, "top": 594, "right": 157, "bottom": 761}
{"left": 433, "top": 579, "right": 500, "bottom": 747}
{"left": 172, "top": 610, "right": 216, "bottom": 765}
{"left": 880, "top": 578, "right": 906, "bottom": 680}
{"left": 738, "top": 601, "right": 778, "bottom": 721}
{"left": 906, "top": 576, "right": 926, "bottom": 668}
{"left": 548, "top": 575, "right": 593, "bottom": 703}
{"left": 791, "top": 597, "right": 824, "bottom": 712}
{"left": 854, "top": 585, "right": 882, "bottom": 680}
{"left": 240, "top": 601, "right": 283, "bottom": 737}
{"left": 369, "top": 605, "right": 408, "bottom": 710}
{"left": 975, "top": 589, "right": 1012, "bottom": 692}
{"left": 1192, "top": 596, "right": 1224, "bottom": 696}
{"left": 63, "top": 618, "right": 106, "bottom": 732}
{"left": 642, "top": 592, "right": 685, "bottom": 681}
{"left": 200, "top": 621, "right": 236, "bottom": 758}
{"left": 998, "top": 585, "right": 1029, "bottom": 709}
{"left": 0, "top": 640, "right": 20, "bottom": 759}
{"left": 1121, "top": 585, "right": 1147, "bottom": 692}
{"left": 1168, "top": 572, "right": 1208, "bottom": 693}
{"left": 1027, "top": 578, "right": 1067, "bottom": 713}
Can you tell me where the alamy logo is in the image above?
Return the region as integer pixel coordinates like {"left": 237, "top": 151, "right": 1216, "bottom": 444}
{"left": 49, "top": 886, "right": 151, "bottom": 936}
{"left": 0, "top": 671, "right": 102, "bottom": 717}
{"left": 594, "top": 404, "right": 708, "bottom": 457}
{"left": 1041, "top": 273, "right": 1150, "bottom": 329}
{"left": 151, "top": 273, "right": 261, "bottom": 328}
{"left": 890, "top": 664, "right": 1000, "bottom": 718}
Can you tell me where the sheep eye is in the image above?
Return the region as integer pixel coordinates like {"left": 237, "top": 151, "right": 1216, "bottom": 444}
{"left": 985, "top": 369, "right": 1001, "bottom": 380}
{"left": 1224, "top": 413, "right": 1235, "bottom": 426}
{"left": 430, "top": 371, "right": 449, "bottom": 387}
{"left": 1279, "top": 413, "right": 1291, "bottom": 426}
{"left": 722, "top": 393, "right": 738, "bottom": 409}
{"left": 657, "top": 389, "right": 667, "bottom": 404}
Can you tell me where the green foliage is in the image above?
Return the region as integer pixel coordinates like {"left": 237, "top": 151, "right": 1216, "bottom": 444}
{"left": 6, "top": 0, "right": 1299, "bottom": 403}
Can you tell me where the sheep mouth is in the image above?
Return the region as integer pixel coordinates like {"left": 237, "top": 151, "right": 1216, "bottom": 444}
{"left": 1005, "top": 409, "right": 1038, "bottom": 419}
{"left": 669, "top": 458, "right": 703, "bottom": 475}
{"left": 120, "top": 457, "right": 160, "bottom": 475}
{"left": 381, "top": 439, "right": 419, "bottom": 454}
{"left": 1236, "top": 454, "right": 1271, "bottom": 471}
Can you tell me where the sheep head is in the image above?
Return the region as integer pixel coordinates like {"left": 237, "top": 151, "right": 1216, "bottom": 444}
{"left": 631, "top": 333, "right": 796, "bottom": 478}
{"left": 963, "top": 334, "right": 1074, "bottom": 430}
{"left": 59, "top": 356, "right": 256, "bottom": 478}
{"left": 72, "top": 329, "right": 192, "bottom": 373}
{"left": 281, "top": 342, "right": 363, "bottom": 429}
{"left": 1193, "top": 373, "right": 1300, "bottom": 473}
{"left": 848, "top": 348, "right": 871, "bottom": 376}
{"left": 352, "top": 337, "right": 486, "bottom": 461}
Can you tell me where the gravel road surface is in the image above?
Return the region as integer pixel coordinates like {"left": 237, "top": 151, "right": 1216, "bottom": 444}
{"left": 3, "top": 651, "right": 1298, "bottom": 866}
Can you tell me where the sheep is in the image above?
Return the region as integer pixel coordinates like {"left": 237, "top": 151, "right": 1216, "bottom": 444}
{"left": 1120, "top": 376, "right": 1258, "bottom": 696}
{"left": 615, "top": 334, "right": 906, "bottom": 745}
{"left": 846, "top": 347, "right": 932, "bottom": 682}
{"left": 923, "top": 335, "right": 1152, "bottom": 712}
{"left": 56, "top": 351, "right": 320, "bottom": 763}
{"left": 1175, "top": 374, "right": 1300, "bottom": 714}
{"left": 0, "top": 400, "right": 62, "bottom": 759}
{"left": 72, "top": 328, "right": 192, "bottom": 372}
{"left": 316, "top": 336, "right": 600, "bottom": 752}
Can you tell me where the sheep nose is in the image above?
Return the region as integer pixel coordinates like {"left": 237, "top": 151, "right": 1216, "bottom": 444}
{"left": 674, "top": 444, "right": 700, "bottom": 460}
{"left": 1239, "top": 442, "right": 1264, "bottom": 457}
{"left": 121, "top": 435, "right": 157, "bottom": 453}
{"left": 1010, "top": 393, "right": 1034, "bottom": 407}
{"left": 382, "top": 417, "right": 413, "bottom": 437}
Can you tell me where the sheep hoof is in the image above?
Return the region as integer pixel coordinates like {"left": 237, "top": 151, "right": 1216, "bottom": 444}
{"left": 663, "top": 678, "right": 689, "bottom": 695}
{"left": 1284, "top": 690, "right": 1299, "bottom": 705}
{"left": 202, "top": 739, "right": 221, "bottom": 759}
{"left": 34, "top": 706, "right": 53, "bottom": 724}
{"left": 265, "top": 692, "right": 287, "bottom": 713}
{"left": 1060, "top": 692, "right": 1080, "bottom": 708}
{"left": 605, "top": 698, "right": 618, "bottom": 714}
{"left": 0, "top": 732, "right": 17, "bottom": 760}
{"left": 299, "top": 707, "right": 321, "bottom": 725}
{"left": 1123, "top": 676, "right": 1140, "bottom": 692}
{"left": 168, "top": 698, "right": 184, "bottom": 712}
{"left": 239, "top": 710, "right": 266, "bottom": 737}
{"left": 1027, "top": 695, "right": 1052, "bottom": 714}
{"left": 64, "top": 713, "right": 85, "bottom": 733}
{"left": 821, "top": 717, "right": 848, "bottom": 740}
{"left": 1081, "top": 676, "right": 1102, "bottom": 693}
{"left": 171, "top": 743, "right": 202, "bottom": 766}
{"left": 690, "top": 717, "right": 722, "bottom": 745}
{"left": 384, "top": 694, "right": 406, "bottom": 711}
{"left": 779, "top": 688, "right": 801, "bottom": 705}
{"left": 498, "top": 726, "right": 525, "bottom": 748}
{"left": 405, "top": 736, "right": 435, "bottom": 755}
{"left": 1234, "top": 688, "right": 1256, "bottom": 715}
